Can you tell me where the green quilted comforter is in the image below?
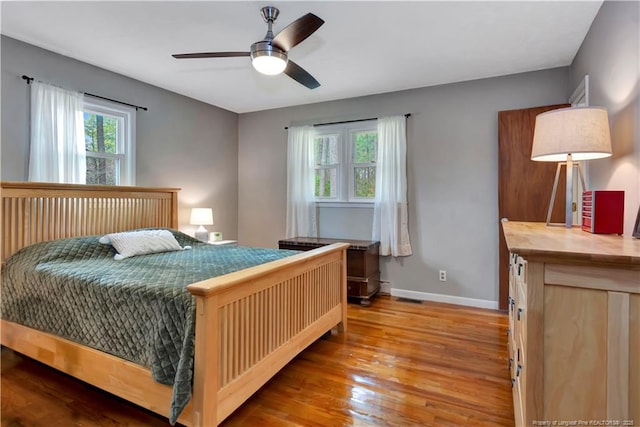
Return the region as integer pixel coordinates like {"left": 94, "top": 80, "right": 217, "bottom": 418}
{"left": 1, "top": 230, "right": 298, "bottom": 424}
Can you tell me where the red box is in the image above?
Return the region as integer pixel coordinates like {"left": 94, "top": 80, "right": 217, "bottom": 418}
{"left": 582, "top": 190, "right": 624, "bottom": 234}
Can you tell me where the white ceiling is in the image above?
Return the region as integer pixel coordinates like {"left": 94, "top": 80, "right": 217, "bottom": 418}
{"left": 1, "top": 1, "right": 603, "bottom": 114}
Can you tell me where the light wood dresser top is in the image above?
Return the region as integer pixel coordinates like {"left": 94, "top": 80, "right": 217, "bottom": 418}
{"left": 502, "top": 221, "right": 640, "bottom": 267}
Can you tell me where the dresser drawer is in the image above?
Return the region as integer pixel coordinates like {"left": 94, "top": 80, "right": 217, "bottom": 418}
{"left": 346, "top": 248, "right": 378, "bottom": 278}
{"left": 507, "top": 252, "right": 518, "bottom": 374}
{"left": 347, "top": 272, "right": 380, "bottom": 298}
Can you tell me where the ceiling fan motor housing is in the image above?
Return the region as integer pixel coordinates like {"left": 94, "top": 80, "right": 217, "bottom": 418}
{"left": 251, "top": 41, "right": 287, "bottom": 61}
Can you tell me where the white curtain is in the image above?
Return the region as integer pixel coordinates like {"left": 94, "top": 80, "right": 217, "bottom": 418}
{"left": 372, "top": 115, "right": 412, "bottom": 256}
{"left": 286, "top": 125, "right": 317, "bottom": 237}
{"left": 29, "top": 81, "right": 86, "bottom": 183}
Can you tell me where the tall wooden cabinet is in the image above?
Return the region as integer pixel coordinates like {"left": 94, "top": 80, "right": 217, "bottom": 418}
{"left": 502, "top": 221, "right": 639, "bottom": 426}
{"left": 498, "top": 104, "right": 570, "bottom": 309}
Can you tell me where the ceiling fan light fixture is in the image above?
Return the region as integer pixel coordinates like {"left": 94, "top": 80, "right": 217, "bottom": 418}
{"left": 250, "top": 41, "right": 287, "bottom": 75}
{"left": 252, "top": 54, "right": 287, "bottom": 75}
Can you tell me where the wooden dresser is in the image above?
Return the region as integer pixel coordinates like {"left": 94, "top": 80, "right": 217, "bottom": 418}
{"left": 278, "top": 237, "right": 380, "bottom": 306}
{"left": 502, "top": 221, "right": 640, "bottom": 426}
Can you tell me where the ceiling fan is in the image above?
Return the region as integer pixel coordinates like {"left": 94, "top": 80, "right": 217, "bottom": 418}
{"left": 172, "top": 6, "right": 324, "bottom": 89}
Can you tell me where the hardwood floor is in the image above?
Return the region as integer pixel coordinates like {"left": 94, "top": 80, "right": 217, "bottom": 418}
{"left": 1, "top": 296, "right": 514, "bottom": 426}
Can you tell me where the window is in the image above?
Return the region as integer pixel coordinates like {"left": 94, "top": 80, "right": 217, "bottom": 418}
{"left": 352, "top": 131, "right": 377, "bottom": 199}
{"left": 84, "top": 98, "right": 135, "bottom": 185}
{"left": 314, "top": 134, "right": 339, "bottom": 198}
{"left": 313, "top": 123, "right": 377, "bottom": 202}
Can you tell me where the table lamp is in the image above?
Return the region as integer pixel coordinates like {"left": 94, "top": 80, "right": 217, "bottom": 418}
{"left": 531, "top": 106, "right": 612, "bottom": 228}
{"left": 190, "top": 208, "right": 213, "bottom": 242}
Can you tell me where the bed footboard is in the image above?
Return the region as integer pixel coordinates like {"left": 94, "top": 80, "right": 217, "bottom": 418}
{"left": 187, "top": 242, "right": 349, "bottom": 426}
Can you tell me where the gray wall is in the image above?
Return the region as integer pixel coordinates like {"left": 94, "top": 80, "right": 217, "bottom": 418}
{"left": 238, "top": 67, "right": 570, "bottom": 305}
{"left": 1, "top": 36, "right": 239, "bottom": 239}
{"left": 570, "top": 0, "right": 640, "bottom": 236}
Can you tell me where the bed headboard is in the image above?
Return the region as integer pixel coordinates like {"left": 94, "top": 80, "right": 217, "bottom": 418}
{"left": 1, "top": 182, "right": 179, "bottom": 262}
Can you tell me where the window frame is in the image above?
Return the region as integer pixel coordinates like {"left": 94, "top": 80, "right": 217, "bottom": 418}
{"left": 313, "top": 121, "right": 377, "bottom": 204}
{"left": 83, "top": 97, "right": 136, "bottom": 186}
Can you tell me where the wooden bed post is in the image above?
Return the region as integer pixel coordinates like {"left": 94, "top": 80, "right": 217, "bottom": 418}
{"left": 192, "top": 295, "right": 219, "bottom": 427}
{"left": 170, "top": 191, "right": 179, "bottom": 229}
{"left": 339, "top": 247, "right": 348, "bottom": 333}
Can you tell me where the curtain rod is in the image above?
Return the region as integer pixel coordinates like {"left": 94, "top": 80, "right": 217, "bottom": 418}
{"left": 284, "top": 113, "right": 411, "bottom": 130}
{"left": 22, "top": 75, "right": 148, "bottom": 112}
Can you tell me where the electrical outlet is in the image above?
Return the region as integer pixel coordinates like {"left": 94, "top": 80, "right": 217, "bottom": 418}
{"left": 439, "top": 270, "right": 447, "bottom": 282}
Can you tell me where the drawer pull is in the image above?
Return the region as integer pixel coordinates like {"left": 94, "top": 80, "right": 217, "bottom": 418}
{"left": 517, "top": 308, "right": 522, "bottom": 321}
{"left": 506, "top": 328, "right": 510, "bottom": 337}
{"left": 516, "top": 364, "right": 522, "bottom": 377}
{"left": 511, "top": 378, "right": 515, "bottom": 388}
{"left": 517, "top": 348, "right": 520, "bottom": 362}
{"left": 508, "top": 358, "right": 513, "bottom": 369}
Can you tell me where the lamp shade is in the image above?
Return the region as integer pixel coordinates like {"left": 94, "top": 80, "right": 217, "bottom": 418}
{"left": 190, "top": 208, "right": 213, "bottom": 226}
{"left": 531, "top": 107, "right": 612, "bottom": 162}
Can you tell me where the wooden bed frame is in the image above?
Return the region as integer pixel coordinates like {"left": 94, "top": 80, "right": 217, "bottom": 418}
{"left": 0, "top": 181, "right": 348, "bottom": 426}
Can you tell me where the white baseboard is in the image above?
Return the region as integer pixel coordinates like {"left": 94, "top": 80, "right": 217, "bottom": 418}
{"left": 390, "top": 288, "right": 499, "bottom": 310}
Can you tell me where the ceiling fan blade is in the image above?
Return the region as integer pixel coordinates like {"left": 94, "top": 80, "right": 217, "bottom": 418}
{"left": 272, "top": 13, "right": 324, "bottom": 52}
{"left": 172, "top": 52, "right": 250, "bottom": 59}
{"left": 284, "top": 60, "right": 320, "bottom": 89}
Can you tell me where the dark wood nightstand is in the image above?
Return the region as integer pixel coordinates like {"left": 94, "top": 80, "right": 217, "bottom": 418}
{"left": 278, "top": 237, "right": 380, "bottom": 306}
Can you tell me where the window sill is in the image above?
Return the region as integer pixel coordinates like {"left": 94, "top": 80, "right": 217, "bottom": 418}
{"left": 316, "top": 201, "right": 374, "bottom": 208}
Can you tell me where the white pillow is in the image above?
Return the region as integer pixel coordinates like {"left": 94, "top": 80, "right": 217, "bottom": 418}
{"left": 99, "top": 229, "right": 190, "bottom": 260}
